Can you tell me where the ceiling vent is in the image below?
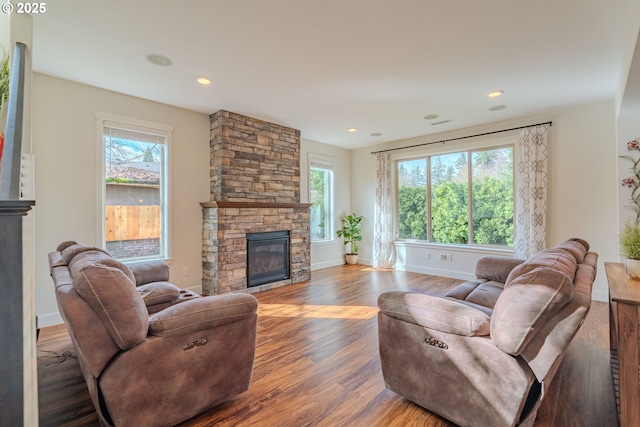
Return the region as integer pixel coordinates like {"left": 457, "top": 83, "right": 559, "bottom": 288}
{"left": 431, "top": 119, "right": 452, "bottom": 126}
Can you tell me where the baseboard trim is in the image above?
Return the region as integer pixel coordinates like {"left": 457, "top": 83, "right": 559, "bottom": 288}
{"left": 592, "top": 289, "right": 608, "bottom": 303}
{"left": 37, "top": 312, "right": 63, "bottom": 329}
{"left": 396, "top": 263, "right": 476, "bottom": 281}
{"left": 312, "top": 259, "right": 347, "bottom": 270}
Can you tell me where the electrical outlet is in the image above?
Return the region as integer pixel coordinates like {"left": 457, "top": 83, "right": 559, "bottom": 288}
{"left": 439, "top": 254, "right": 447, "bottom": 261}
{"left": 183, "top": 267, "right": 190, "bottom": 276}
{"left": 447, "top": 254, "right": 453, "bottom": 262}
{"left": 425, "top": 251, "right": 431, "bottom": 259}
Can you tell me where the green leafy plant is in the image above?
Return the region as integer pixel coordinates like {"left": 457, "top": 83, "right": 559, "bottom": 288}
{"left": 336, "top": 213, "right": 363, "bottom": 254}
{"left": 620, "top": 221, "right": 640, "bottom": 260}
{"left": 0, "top": 48, "right": 8, "bottom": 118}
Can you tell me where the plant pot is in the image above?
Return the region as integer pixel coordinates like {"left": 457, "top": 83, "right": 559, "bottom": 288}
{"left": 345, "top": 254, "right": 358, "bottom": 265}
{"left": 626, "top": 258, "right": 640, "bottom": 280}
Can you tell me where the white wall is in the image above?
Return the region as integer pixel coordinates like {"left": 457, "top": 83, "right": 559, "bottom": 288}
{"left": 351, "top": 100, "right": 618, "bottom": 302}
{"left": 300, "top": 138, "right": 352, "bottom": 269}
{"left": 33, "top": 74, "right": 210, "bottom": 326}
{"left": 31, "top": 76, "right": 622, "bottom": 322}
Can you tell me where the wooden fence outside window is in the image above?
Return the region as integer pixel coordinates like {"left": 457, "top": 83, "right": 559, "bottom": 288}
{"left": 105, "top": 205, "right": 161, "bottom": 241}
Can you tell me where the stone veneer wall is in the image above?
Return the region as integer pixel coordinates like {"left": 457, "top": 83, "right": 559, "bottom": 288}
{"left": 202, "top": 110, "right": 311, "bottom": 295}
{"left": 209, "top": 110, "right": 300, "bottom": 202}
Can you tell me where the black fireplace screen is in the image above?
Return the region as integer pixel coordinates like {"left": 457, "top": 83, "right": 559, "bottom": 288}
{"left": 246, "top": 231, "right": 290, "bottom": 287}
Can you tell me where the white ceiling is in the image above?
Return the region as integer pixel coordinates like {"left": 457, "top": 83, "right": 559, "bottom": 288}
{"left": 31, "top": 0, "right": 633, "bottom": 149}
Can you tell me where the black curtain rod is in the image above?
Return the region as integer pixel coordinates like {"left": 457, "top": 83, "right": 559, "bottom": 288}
{"left": 370, "top": 121, "right": 552, "bottom": 154}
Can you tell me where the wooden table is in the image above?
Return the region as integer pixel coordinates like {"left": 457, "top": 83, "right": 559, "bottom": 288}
{"left": 605, "top": 262, "right": 640, "bottom": 427}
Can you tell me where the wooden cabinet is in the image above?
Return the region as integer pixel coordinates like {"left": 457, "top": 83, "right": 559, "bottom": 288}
{"left": 605, "top": 262, "right": 640, "bottom": 427}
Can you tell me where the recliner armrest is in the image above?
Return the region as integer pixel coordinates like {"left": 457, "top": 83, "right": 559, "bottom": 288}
{"left": 126, "top": 260, "right": 170, "bottom": 285}
{"left": 149, "top": 293, "right": 258, "bottom": 337}
{"left": 137, "top": 281, "right": 181, "bottom": 307}
{"left": 475, "top": 256, "right": 525, "bottom": 283}
{"left": 377, "top": 291, "right": 490, "bottom": 337}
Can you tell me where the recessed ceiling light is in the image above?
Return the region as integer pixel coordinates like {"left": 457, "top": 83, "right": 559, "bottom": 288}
{"left": 488, "top": 90, "right": 504, "bottom": 98}
{"left": 348, "top": 128, "right": 357, "bottom": 132}
{"left": 424, "top": 114, "right": 439, "bottom": 120}
{"left": 371, "top": 132, "right": 382, "bottom": 137}
{"left": 489, "top": 105, "right": 507, "bottom": 111}
{"left": 145, "top": 53, "right": 173, "bottom": 66}
{"left": 195, "top": 76, "right": 212, "bottom": 85}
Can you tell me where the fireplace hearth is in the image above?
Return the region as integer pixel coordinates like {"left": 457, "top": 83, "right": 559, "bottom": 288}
{"left": 246, "top": 231, "right": 290, "bottom": 287}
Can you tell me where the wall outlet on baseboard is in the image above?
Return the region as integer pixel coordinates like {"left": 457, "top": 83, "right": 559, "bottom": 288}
{"left": 447, "top": 254, "right": 453, "bottom": 262}
{"left": 183, "top": 266, "right": 190, "bottom": 276}
{"left": 424, "top": 251, "right": 431, "bottom": 259}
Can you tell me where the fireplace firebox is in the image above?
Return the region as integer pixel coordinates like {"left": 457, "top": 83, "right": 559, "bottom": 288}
{"left": 246, "top": 231, "right": 290, "bottom": 287}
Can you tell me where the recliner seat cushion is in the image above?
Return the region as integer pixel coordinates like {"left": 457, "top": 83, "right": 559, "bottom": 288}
{"left": 443, "top": 280, "right": 503, "bottom": 312}
{"left": 377, "top": 291, "right": 491, "bottom": 336}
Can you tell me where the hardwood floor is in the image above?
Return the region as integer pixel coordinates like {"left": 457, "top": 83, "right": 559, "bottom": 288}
{"left": 38, "top": 265, "right": 618, "bottom": 427}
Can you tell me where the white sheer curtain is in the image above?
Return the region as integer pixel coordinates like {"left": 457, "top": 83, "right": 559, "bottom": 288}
{"left": 515, "top": 125, "right": 549, "bottom": 258}
{"left": 372, "top": 151, "right": 396, "bottom": 268}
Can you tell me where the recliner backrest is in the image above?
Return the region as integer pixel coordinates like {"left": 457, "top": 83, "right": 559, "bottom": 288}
{"left": 491, "top": 266, "right": 575, "bottom": 354}
{"left": 491, "top": 239, "right": 585, "bottom": 355}
{"left": 68, "top": 250, "right": 148, "bottom": 350}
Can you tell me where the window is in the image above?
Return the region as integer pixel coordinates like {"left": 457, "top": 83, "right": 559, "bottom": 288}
{"left": 99, "top": 115, "right": 171, "bottom": 260}
{"left": 309, "top": 154, "right": 334, "bottom": 241}
{"left": 397, "top": 145, "right": 514, "bottom": 247}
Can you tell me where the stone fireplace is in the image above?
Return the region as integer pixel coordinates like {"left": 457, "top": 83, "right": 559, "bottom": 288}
{"left": 201, "top": 110, "right": 311, "bottom": 295}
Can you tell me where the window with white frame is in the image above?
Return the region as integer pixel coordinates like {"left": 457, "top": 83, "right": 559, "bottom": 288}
{"left": 396, "top": 144, "right": 514, "bottom": 247}
{"left": 99, "top": 115, "right": 171, "bottom": 260}
{"left": 309, "top": 154, "right": 334, "bottom": 242}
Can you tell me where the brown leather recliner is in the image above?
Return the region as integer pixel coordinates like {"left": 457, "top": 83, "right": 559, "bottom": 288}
{"left": 377, "top": 238, "right": 597, "bottom": 427}
{"left": 48, "top": 242, "right": 259, "bottom": 427}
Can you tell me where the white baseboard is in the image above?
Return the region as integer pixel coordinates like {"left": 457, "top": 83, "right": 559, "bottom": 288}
{"left": 591, "top": 289, "right": 608, "bottom": 303}
{"left": 37, "top": 312, "right": 63, "bottom": 328}
{"left": 311, "top": 259, "right": 346, "bottom": 270}
{"left": 396, "top": 263, "right": 476, "bottom": 281}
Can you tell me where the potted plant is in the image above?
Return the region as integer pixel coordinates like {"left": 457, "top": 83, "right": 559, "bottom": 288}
{"left": 336, "top": 213, "right": 363, "bottom": 265}
{"left": 621, "top": 221, "right": 640, "bottom": 279}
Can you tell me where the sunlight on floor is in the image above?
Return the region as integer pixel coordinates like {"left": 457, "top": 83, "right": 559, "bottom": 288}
{"left": 258, "top": 303, "right": 379, "bottom": 319}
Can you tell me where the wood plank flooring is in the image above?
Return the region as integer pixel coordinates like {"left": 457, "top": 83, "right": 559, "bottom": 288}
{"left": 38, "top": 265, "right": 618, "bottom": 426}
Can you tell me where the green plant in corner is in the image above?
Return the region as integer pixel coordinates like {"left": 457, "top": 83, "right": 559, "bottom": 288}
{"left": 336, "top": 213, "right": 363, "bottom": 255}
